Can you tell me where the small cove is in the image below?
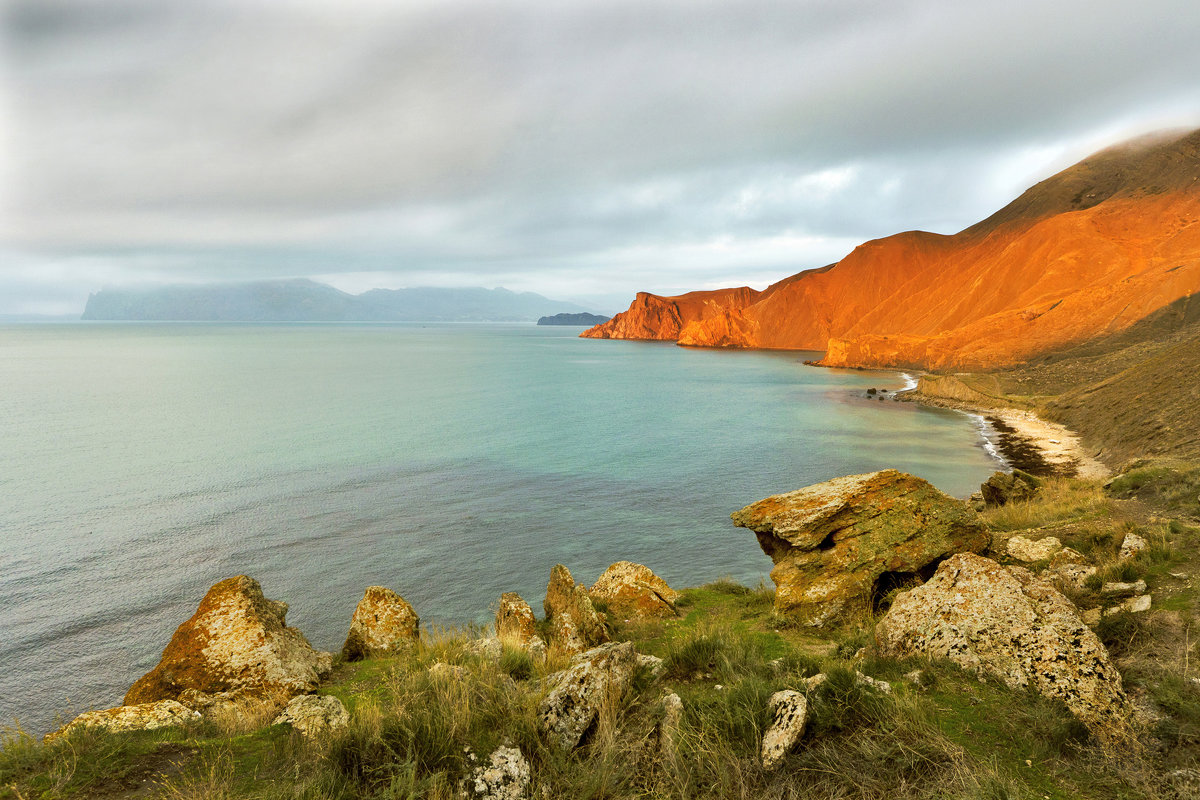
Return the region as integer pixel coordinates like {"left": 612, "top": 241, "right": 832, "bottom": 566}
{"left": 0, "top": 322, "right": 1002, "bottom": 734}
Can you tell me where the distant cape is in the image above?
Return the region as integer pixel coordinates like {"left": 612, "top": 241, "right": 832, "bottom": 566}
{"left": 537, "top": 312, "right": 611, "bottom": 326}
{"left": 81, "top": 280, "right": 597, "bottom": 323}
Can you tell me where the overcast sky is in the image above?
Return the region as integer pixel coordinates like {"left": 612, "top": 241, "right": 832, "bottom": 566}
{"left": 2, "top": 0, "right": 1199, "bottom": 315}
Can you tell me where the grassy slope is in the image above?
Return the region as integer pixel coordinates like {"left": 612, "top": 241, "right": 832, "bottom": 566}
{"left": 990, "top": 294, "right": 1200, "bottom": 466}
{"left": 6, "top": 467, "right": 1200, "bottom": 799}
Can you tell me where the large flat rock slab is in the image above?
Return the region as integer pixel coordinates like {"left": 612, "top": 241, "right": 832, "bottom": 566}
{"left": 732, "top": 469, "right": 987, "bottom": 626}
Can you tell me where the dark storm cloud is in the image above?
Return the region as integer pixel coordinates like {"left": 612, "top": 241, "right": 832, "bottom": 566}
{"left": 2, "top": 0, "right": 1199, "bottom": 313}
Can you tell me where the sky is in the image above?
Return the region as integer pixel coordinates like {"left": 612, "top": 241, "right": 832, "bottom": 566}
{"left": 2, "top": 0, "right": 1199, "bottom": 316}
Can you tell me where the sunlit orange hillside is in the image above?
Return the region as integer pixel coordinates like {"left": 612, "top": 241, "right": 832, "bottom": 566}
{"left": 582, "top": 128, "right": 1200, "bottom": 370}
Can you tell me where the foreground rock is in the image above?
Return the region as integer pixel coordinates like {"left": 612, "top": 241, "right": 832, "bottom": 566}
{"left": 589, "top": 561, "right": 681, "bottom": 619}
{"left": 981, "top": 469, "right": 1041, "bottom": 507}
{"left": 1006, "top": 534, "right": 1062, "bottom": 562}
{"left": 495, "top": 592, "right": 546, "bottom": 656}
{"left": 761, "top": 690, "right": 808, "bottom": 771}
{"left": 343, "top": 585, "right": 420, "bottom": 660}
{"left": 876, "top": 553, "right": 1127, "bottom": 733}
{"left": 464, "top": 745, "right": 531, "bottom": 800}
{"left": 125, "top": 576, "right": 332, "bottom": 706}
{"left": 45, "top": 700, "right": 200, "bottom": 743}
{"left": 272, "top": 694, "right": 349, "bottom": 738}
{"left": 731, "top": 470, "right": 988, "bottom": 625}
{"left": 1048, "top": 547, "right": 1097, "bottom": 591}
{"left": 544, "top": 565, "right": 609, "bottom": 654}
{"left": 537, "top": 641, "right": 637, "bottom": 750}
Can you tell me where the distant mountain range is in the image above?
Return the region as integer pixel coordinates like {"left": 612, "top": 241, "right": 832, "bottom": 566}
{"left": 81, "top": 280, "right": 597, "bottom": 322}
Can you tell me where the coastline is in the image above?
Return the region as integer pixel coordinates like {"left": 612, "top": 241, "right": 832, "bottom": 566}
{"left": 898, "top": 388, "right": 1109, "bottom": 481}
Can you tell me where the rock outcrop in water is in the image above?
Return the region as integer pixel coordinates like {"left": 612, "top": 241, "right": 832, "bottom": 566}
{"left": 124, "top": 575, "right": 332, "bottom": 706}
{"left": 583, "top": 129, "right": 1200, "bottom": 371}
{"left": 731, "top": 470, "right": 988, "bottom": 626}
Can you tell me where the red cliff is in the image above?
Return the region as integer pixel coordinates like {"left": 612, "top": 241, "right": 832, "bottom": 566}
{"left": 583, "top": 129, "right": 1200, "bottom": 370}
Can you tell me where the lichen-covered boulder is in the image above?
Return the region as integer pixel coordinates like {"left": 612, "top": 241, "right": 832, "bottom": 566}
{"left": 464, "top": 745, "right": 531, "bottom": 800}
{"left": 1120, "top": 532, "right": 1149, "bottom": 560}
{"left": 760, "top": 690, "right": 807, "bottom": 771}
{"left": 495, "top": 592, "right": 546, "bottom": 657}
{"left": 876, "top": 553, "right": 1127, "bottom": 733}
{"left": 537, "top": 641, "right": 637, "bottom": 750}
{"left": 44, "top": 700, "right": 200, "bottom": 743}
{"left": 589, "top": 561, "right": 681, "bottom": 619}
{"left": 1047, "top": 547, "right": 1096, "bottom": 591}
{"left": 342, "top": 586, "right": 420, "bottom": 660}
{"left": 980, "top": 469, "right": 1041, "bottom": 507}
{"left": 731, "top": 470, "right": 988, "bottom": 626}
{"left": 543, "top": 565, "right": 609, "bottom": 654}
{"left": 272, "top": 694, "right": 349, "bottom": 738}
{"left": 1006, "top": 534, "right": 1062, "bottom": 562}
{"left": 125, "top": 576, "right": 332, "bottom": 706}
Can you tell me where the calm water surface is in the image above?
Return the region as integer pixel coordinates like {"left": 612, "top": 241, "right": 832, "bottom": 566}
{"left": 0, "top": 323, "right": 1000, "bottom": 733}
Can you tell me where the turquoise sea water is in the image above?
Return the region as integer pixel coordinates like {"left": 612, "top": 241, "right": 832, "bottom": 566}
{"left": 0, "top": 323, "right": 1001, "bottom": 733}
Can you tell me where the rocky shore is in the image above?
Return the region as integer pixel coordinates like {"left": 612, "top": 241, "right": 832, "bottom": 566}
{"left": 13, "top": 462, "right": 1196, "bottom": 798}
{"left": 897, "top": 374, "right": 1110, "bottom": 480}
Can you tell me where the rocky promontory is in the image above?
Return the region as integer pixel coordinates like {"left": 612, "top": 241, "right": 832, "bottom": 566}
{"left": 536, "top": 312, "right": 611, "bottom": 326}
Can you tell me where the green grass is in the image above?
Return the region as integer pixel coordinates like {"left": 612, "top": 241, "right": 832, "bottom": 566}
{"left": 16, "top": 467, "right": 1200, "bottom": 799}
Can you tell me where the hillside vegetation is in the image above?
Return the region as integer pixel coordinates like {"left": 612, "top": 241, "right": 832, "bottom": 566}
{"left": 6, "top": 465, "right": 1200, "bottom": 800}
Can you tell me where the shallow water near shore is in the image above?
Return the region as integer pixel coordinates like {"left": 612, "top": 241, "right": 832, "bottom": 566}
{"left": 0, "top": 323, "right": 1000, "bottom": 734}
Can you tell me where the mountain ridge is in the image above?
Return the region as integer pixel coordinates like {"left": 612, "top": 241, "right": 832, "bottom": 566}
{"left": 81, "top": 280, "right": 597, "bottom": 322}
{"left": 582, "top": 128, "right": 1200, "bottom": 371}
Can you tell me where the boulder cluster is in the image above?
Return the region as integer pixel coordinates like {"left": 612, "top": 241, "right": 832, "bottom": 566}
{"left": 45, "top": 559, "right": 683, "bottom": 755}
{"left": 47, "top": 465, "right": 1147, "bottom": 782}
{"left": 734, "top": 468, "right": 1140, "bottom": 740}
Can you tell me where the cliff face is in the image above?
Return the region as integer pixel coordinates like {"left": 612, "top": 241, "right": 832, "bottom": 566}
{"left": 580, "top": 287, "right": 761, "bottom": 341}
{"left": 584, "top": 129, "right": 1200, "bottom": 370}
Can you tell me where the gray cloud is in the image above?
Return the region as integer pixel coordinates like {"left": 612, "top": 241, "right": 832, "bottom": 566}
{"left": 2, "top": 0, "right": 1199, "bottom": 313}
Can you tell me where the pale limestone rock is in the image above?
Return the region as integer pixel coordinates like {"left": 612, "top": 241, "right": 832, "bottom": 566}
{"left": 470, "top": 637, "right": 504, "bottom": 660}
{"left": 429, "top": 662, "right": 469, "bottom": 682}
{"left": 1082, "top": 608, "right": 1103, "bottom": 626}
{"left": 272, "top": 694, "right": 349, "bottom": 738}
{"left": 876, "top": 553, "right": 1127, "bottom": 733}
{"left": 1120, "top": 532, "right": 1149, "bottom": 560}
{"left": 732, "top": 470, "right": 987, "bottom": 626}
{"left": 464, "top": 745, "right": 530, "bottom": 800}
{"left": 537, "top": 642, "right": 637, "bottom": 751}
{"left": 760, "top": 690, "right": 807, "bottom": 771}
{"left": 637, "top": 653, "right": 665, "bottom": 678}
{"left": 1102, "top": 580, "right": 1147, "bottom": 598}
{"left": 803, "top": 673, "right": 828, "bottom": 692}
{"left": 343, "top": 586, "right": 420, "bottom": 660}
{"left": 125, "top": 576, "right": 332, "bottom": 706}
{"left": 1006, "top": 534, "right": 1062, "bottom": 563}
{"left": 588, "top": 562, "right": 681, "bottom": 619}
{"left": 658, "top": 693, "right": 683, "bottom": 756}
{"left": 855, "top": 671, "right": 893, "bottom": 694}
{"left": 44, "top": 700, "right": 199, "bottom": 743}
{"left": 1048, "top": 547, "right": 1096, "bottom": 591}
{"left": 543, "top": 565, "right": 609, "bottom": 655}
{"left": 1105, "top": 595, "right": 1152, "bottom": 615}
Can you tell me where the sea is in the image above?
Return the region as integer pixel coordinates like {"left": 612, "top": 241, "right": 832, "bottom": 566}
{"left": 0, "top": 322, "right": 1003, "bottom": 734}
